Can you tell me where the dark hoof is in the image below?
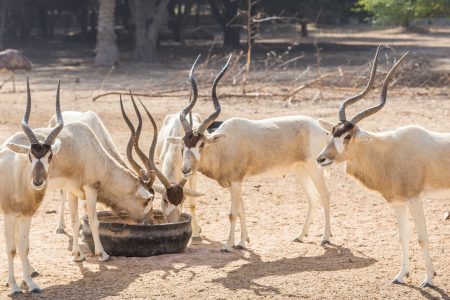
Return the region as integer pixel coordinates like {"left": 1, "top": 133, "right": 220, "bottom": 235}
{"left": 56, "top": 228, "right": 66, "bottom": 234}
{"left": 191, "top": 236, "right": 203, "bottom": 241}
{"left": 320, "top": 240, "right": 331, "bottom": 246}
{"left": 220, "top": 248, "right": 232, "bottom": 253}
{"left": 234, "top": 245, "right": 245, "bottom": 250}
{"left": 420, "top": 282, "right": 434, "bottom": 289}
{"left": 31, "top": 271, "right": 40, "bottom": 278}
{"left": 392, "top": 279, "right": 405, "bottom": 285}
{"left": 31, "top": 287, "right": 43, "bottom": 293}
{"left": 293, "top": 238, "right": 303, "bottom": 243}
{"left": 11, "top": 290, "right": 23, "bottom": 295}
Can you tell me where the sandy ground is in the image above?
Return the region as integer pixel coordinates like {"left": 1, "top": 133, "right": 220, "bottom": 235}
{"left": 0, "top": 26, "right": 449, "bottom": 299}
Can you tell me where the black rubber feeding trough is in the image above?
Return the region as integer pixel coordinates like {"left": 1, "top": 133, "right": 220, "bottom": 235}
{"left": 82, "top": 210, "right": 192, "bottom": 257}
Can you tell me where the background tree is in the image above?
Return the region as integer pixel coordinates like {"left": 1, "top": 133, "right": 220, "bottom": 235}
{"left": 208, "top": 0, "right": 241, "bottom": 49}
{"left": 167, "top": 0, "right": 194, "bottom": 43}
{"left": 130, "top": 0, "right": 170, "bottom": 62}
{"left": 356, "top": 0, "right": 450, "bottom": 27}
{"left": 95, "top": 0, "right": 119, "bottom": 66}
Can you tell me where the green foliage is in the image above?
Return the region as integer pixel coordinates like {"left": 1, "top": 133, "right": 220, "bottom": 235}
{"left": 356, "top": 0, "right": 450, "bottom": 26}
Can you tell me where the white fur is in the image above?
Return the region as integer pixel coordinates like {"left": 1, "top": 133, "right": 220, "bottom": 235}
{"left": 175, "top": 115, "right": 332, "bottom": 250}
{"left": 155, "top": 112, "right": 203, "bottom": 235}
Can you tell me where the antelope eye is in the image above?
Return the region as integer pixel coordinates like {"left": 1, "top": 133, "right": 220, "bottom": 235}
{"left": 199, "top": 142, "right": 205, "bottom": 148}
{"left": 344, "top": 135, "right": 351, "bottom": 140}
{"left": 48, "top": 154, "right": 53, "bottom": 162}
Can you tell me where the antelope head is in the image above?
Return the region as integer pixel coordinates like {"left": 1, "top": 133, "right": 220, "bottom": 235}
{"left": 168, "top": 55, "right": 232, "bottom": 178}
{"left": 7, "top": 78, "right": 64, "bottom": 191}
{"left": 316, "top": 47, "right": 408, "bottom": 166}
{"left": 121, "top": 92, "right": 203, "bottom": 223}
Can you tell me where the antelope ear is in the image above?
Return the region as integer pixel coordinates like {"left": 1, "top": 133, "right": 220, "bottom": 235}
{"left": 152, "top": 184, "right": 165, "bottom": 195}
{"left": 184, "top": 188, "right": 204, "bottom": 197}
{"left": 356, "top": 130, "right": 372, "bottom": 144}
{"left": 7, "top": 143, "right": 30, "bottom": 154}
{"left": 167, "top": 137, "right": 182, "bottom": 145}
{"left": 205, "top": 133, "right": 226, "bottom": 144}
{"left": 51, "top": 138, "right": 62, "bottom": 155}
{"left": 318, "top": 120, "right": 334, "bottom": 133}
{"left": 136, "top": 185, "right": 153, "bottom": 199}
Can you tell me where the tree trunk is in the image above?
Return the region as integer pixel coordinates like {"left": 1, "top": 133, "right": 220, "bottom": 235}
{"left": 95, "top": 0, "right": 119, "bottom": 66}
{"left": 208, "top": 0, "right": 240, "bottom": 49}
{"left": 130, "top": 0, "right": 169, "bottom": 62}
{"left": 0, "top": 0, "right": 7, "bottom": 49}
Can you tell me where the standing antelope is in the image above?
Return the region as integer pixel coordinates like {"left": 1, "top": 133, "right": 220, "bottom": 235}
{"left": 155, "top": 56, "right": 203, "bottom": 237}
{"left": 0, "top": 49, "right": 32, "bottom": 92}
{"left": 1, "top": 79, "right": 63, "bottom": 294}
{"left": 316, "top": 47, "right": 443, "bottom": 288}
{"left": 168, "top": 56, "right": 332, "bottom": 251}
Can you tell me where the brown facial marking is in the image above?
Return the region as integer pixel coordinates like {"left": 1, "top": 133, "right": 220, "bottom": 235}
{"left": 332, "top": 121, "right": 354, "bottom": 138}
{"left": 30, "top": 143, "right": 52, "bottom": 159}
{"left": 166, "top": 185, "right": 184, "bottom": 205}
{"left": 183, "top": 132, "right": 203, "bottom": 148}
{"left": 32, "top": 161, "right": 47, "bottom": 184}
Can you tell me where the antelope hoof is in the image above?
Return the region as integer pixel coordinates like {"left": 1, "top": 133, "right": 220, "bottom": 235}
{"left": 320, "top": 240, "right": 331, "bottom": 246}
{"left": 234, "top": 245, "right": 245, "bottom": 250}
{"left": 191, "top": 236, "right": 203, "bottom": 241}
{"left": 10, "top": 288, "right": 22, "bottom": 295}
{"left": 31, "top": 271, "right": 40, "bottom": 278}
{"left": 420, "top": 281, "right": 435, "bottom": 289}
{"left": 98, "top": 252, "right": 111, "bottom": 262}
{"left": 293, "top": 237, "right": 304, "bottom": 243}
{"left": 56, "top": 228, "right": 66, "bottom": 234}
{"left": 30, "top": 287, "right": 43, "bottom": 293}
{"left": 391, "top": 279, "right": 405, "bottom": 285}
{"left": 73, "top": 255, "right": 85, "bottom": 262}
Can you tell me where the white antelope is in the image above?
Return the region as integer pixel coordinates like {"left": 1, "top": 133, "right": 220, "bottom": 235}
{"left": 168, "top": 56, "right": 332, "bottom": 251}
{"left": 155, "top": 56, "right": 204, "bottom": 237}
{"left": 46, "top": 101, "right": 157, "bottom": 262}
{"left": 1, "top": 79, "right": 63, "bottom": 294}
{"left": 316, "top": 47, "right": 442, "bottom": 288}
{"left": 51, "top": 110, "right": 133, "bottom": 234}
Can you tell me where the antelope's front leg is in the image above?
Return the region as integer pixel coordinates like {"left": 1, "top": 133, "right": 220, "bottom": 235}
{"left": 56, "top": 190, "right": 66, "bottom": 233}
{"left": 222, "top": 182, "right": 241, "bottom": 252}
{"left": 84, "top": 184, "right": 110, "bottom": 262}
{"left": 189, "top": 173, "right": 202, "bottom": 239}
{"left": 4, "top": 214, "right": 21, "bottom": 294}
{"left": 407, "top": 198, "right": 436, "bottom": 288}
{"left": 17, "top": 216, "right": 42, "bottom": 293}
{"left": 392, "top": 203, "right": 410, "bottom": 284}
{"left": 68, "top": 192, "right": 85, "bottom": 262}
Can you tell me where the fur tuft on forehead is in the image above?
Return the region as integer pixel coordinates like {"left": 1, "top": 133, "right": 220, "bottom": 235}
{"left": 183, "top": 132, "right": 203, "bottom": 148}
{"left": 166, "top": 185, "right": 184, "bottom": 205}
{"left": 332, "top": 121, "right": 354, "bottom": 137}
{"left": 30, "top": 143, "right": 52, "bottom": 158}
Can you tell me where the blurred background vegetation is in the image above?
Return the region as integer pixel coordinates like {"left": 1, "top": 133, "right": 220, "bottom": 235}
{"left": 0, "top": 0, "right": 448, "bottom": 67}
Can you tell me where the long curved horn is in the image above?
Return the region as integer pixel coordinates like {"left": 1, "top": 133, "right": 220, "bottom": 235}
{"left": 137, "top": 98, "right": 171, "bottom": 189}
{"left": 350, "top": 52, "right": 408, "bottom": 124}
{"left": 339, "top": 46, "right": 380, "bottom": 122}
{"left": 21, "top": 77, "right": 39, "bottom": 145}
{"left": 43, "top": 80, "right": 64, "bottom": 145}
{"left": 129, "top": 92, "right": 151, "bottom": 174}
{"left": 119, "top": 94, "right": 147, "bottom": 177}
{"left": 180, "top": 54, "right": 201, "bottom": 135}
{"left": 197, "top": 54, "right": 232, "bottom": 134}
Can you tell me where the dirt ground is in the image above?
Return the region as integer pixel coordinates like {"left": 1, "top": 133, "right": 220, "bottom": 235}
{"left": 0, "top": 26, "right": 449, "bottom": 299}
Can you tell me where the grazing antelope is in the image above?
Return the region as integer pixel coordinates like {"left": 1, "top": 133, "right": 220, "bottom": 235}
{"left": 46, "top": 104, "right": 156, "bottom": 262}
{"left": 155, "top": 56, "right": 204, "bottom": 237}
{"left": 120, "top": 93, "right": 203, "bottom": 224}
{"left": 50, "top": 111, "right": 130, "bottom": 234}
{"left": 168, "top": 56, "right": 332, "bottom": 251}
{"left": 1, "top": 79, "right": 63, "bottom": 294}
{"left": 0, "top": 49, "right": 32, "bottom": 92}
{"left": 316, "top": 47, "right": 443, "bottom": 288}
